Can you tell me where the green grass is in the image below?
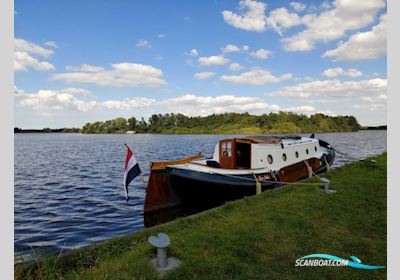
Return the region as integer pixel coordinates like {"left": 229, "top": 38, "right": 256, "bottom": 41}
{"left": 15, "top": 153, "right": 387, "bottom": 280}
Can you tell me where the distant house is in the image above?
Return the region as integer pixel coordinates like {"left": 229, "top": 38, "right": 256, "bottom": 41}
{"left": 126, "top": 131, "right": 136, "bottom": 134}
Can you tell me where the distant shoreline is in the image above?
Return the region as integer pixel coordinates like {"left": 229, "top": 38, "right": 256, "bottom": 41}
{"left": 14, "top": 126, "right": 387, "bottom": 134}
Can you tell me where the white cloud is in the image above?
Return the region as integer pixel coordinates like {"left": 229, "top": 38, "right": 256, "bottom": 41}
{"left": 15, "top": 88, "right": 155, "bottom": 113}
{"left": 15, "top": 38, "right": 54, "bottom": 57}
{"left": 57, "top": 88, "right": 92, "bottom": 96}
{"left": 51, "top": 63, "right": 166, "bottom": 87}
{"left": 14, "top": 38, "right": 55, "bottom": 72}
{"left": 136, "top": 40, "right": 151, "bottom": 48}
{"left": 160, "top": 94, "right": 280, "bottom": 116}
{"left": 265, "top": 77, "right": 386, "bottom": 122}
{"left": 323, "top": 13, "right": 387, "bottom": 61}
{"left": 266, "top": 78, "right": 387, "bottom": 98}
{"left": 16, "top": 89, "right": 98, "bottom": 112}
{"left": 284, "top": 105, "right": 315, "bottom": 113}
{"left": 221, "top": 68, "right": 292, "bottom": 85}
{"left": 242, "top": 45, "right": 250, "bottom": 51}
{"left": 157, "top": 34, "right": 166, "bottom": 39}
{"left": 250, "top": 48, "right": 272, "bottom": 59}
{"left": 15, "top": 88, "right": 318, "bottom": 117}
{"left": 158, "top": 94, "right": 318, "bottom": 116}
{"left": 282, "top": 0, "right": 386, "bottom": 51}
{"left": 221, "top": 44, "right": 241, "bottom": 53}
{"left": 198, "top": 55, "right": 230, "bottom": 66}
{"left": 266, "top": 8, "right": 302, "bottom": 35}
{"left": 194, "top": 72, "right": 216, "bottom": 80}
{"left": 44, "top": 41, "right": 58, "bottom": 48}
{"left": 66, "top": 64, "right": 104, "bottom": 72}
{"left": 221, "top": 0, "right": 385, "bottom": 53}
{"left": 100, "top": 98, "right": 155, "bottom": 110}
{"left": 14, "top": 51, "right": 55, "bottom": 72}
{"left": 361, "top": 94, "right": 386, "bottom": 103}
{"left": 320, "top": 1, "right": 333, "bottom": 10}
{"left": 353, "top": 103, "right": 385, "bottom": 111}
{"left": 228, "top": 63, "right": 243, "bottom": 71}
{"left": 222, "top": 0, "right": 267, "bottom": 32}
{"left": 290, "top": 2, "right": 306, "bottom": 12}
{"left": 188, "top": 49, "right": 199, "bottom": 57}
{"left": 322, "top": 67, "right": 363, "bottom": 78}
{"left": 14, "top": 87, "right": 92, "bottom": 97}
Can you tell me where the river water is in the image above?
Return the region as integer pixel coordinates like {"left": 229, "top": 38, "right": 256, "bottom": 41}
{"left": 14, "top": 131, "right": 386, "bottom": 261}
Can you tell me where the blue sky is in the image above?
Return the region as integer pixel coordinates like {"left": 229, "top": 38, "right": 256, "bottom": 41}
{"left": 14, "top": 0, "right": 387, "bottom": 128}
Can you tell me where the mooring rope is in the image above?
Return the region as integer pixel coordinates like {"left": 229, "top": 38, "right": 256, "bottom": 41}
{"left": 332, "top": 148, "right": 361, "bottom": 161}
{"left": 210, "top": 171, "right": 327, "bottom": 186}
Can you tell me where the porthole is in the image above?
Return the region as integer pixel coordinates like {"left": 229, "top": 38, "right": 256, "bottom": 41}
{"left": 267, "top": 155, "right": 273, "bottom": 164}
{"left": 295, "top": 151, "right": 299, "bottom": 158}
{"left": 306, "top": 149, "right": 309, "bottom": 155}
{"left": 314, "top": 146, "right": 318, "bottom": 152}
{"left": 282, "top": 153, "right": 287, "bottom": 161}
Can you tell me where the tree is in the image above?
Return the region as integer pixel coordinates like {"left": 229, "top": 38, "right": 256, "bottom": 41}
{"left": 127, "top": 117, "right": 137, "bottom": 131}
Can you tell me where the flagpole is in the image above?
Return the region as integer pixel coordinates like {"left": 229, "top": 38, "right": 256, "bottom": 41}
{"left": 125, "top": 143, "right": 147, "bottom": 188}
{"left": 140, "top": 173, "right": 147, "bottom": 188}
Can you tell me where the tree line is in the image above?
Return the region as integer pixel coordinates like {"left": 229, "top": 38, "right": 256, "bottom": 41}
{"left": 78, "top": 112, "right": 361, "bottom": 134}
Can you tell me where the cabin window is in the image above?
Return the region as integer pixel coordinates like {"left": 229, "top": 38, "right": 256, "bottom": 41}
{"left": 282, "top": 153, "right": 287, "bottom": 161}
{"left": 306, "top": 149, "right": 309, "bottom": 155}
{"left": 267, "top": 155, "right": 273, "bottom": 164}
{"left": 295, "top": 151, "right": 299, "bottom": 158}
{"left": 315, "top": 146, "right": 318, "bottom": 152}
{"left": 221, "top": 141, "right": 232, "bottom": 157}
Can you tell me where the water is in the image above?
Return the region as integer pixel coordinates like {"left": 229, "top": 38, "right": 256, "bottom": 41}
{"left": 14, "top": 131, "right": 386, "bottom": 261}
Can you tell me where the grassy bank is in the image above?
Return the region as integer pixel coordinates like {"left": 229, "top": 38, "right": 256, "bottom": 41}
{"left": 15, "top": 153, "right": 387, "bottom": 280}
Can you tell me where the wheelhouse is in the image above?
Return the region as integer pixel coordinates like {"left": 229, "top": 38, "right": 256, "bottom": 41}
{"left": 214, "top": 136, "right": 322, "bottom": 170}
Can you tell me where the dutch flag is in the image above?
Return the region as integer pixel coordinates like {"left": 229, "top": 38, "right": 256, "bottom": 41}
{"left": 123, "top": 144, "right": 141, "bottom": 201}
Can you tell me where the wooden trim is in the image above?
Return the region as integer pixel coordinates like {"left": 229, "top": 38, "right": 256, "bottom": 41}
{"left": 235, "top": 138, "right": 256, "bottom": 144}
{"left": 150, "top": 153, "right": 204, "bottom": 170}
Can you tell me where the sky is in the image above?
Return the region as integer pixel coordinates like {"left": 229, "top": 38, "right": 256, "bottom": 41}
{"left": 14, "top": 0, "right": 387, "bottom": 128}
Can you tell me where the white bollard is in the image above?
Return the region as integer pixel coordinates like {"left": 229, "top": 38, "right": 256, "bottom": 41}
{"left": 320, "top": 177, "right": 336, "bottom": 193}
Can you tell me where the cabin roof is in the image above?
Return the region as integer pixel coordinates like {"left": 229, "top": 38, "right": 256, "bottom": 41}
{"left": 220, "top": 135, "right": 302, "bottom": 144}
{"left": 242, "top": 135, "right": 282, "bottom": 144}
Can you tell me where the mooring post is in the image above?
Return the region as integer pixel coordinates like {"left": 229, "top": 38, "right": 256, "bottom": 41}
{"left": 256, "top": 181, "right": 261, "bottom": 195}
{"left": 156, "top": 245, "right": 168, "bottom": 267}
{"left": 253, "top": 174, "right": 262, "bottom": 195}
{"left": 148, "top": 233, "right": 170, "bottom": 268}
{"left": 148, "top": 233, "right": 181, "bottom": 275}
{"left": 320, "top": 177, "right": 336, "bottom": 193}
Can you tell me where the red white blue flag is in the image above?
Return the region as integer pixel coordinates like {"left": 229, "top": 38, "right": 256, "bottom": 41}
{"left": 123, "top": 144, "right": 141, "bottom": 201}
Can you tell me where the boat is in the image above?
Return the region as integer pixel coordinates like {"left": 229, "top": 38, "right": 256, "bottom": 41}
{"left": 143, "top": 134, "right": 335, "bottom": 213}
